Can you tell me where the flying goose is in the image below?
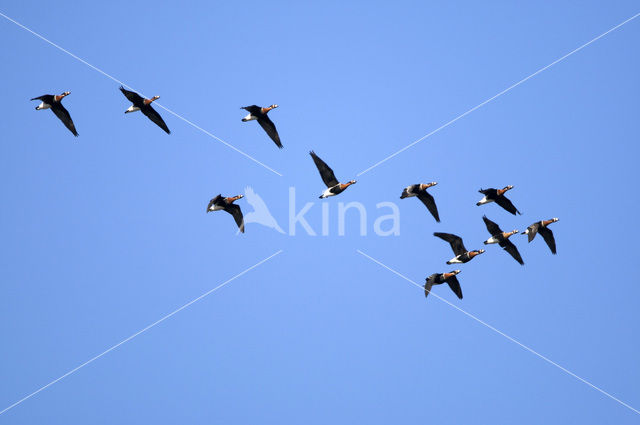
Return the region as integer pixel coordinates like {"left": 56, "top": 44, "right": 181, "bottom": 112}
{"left": 241, "top": 104, "right": 282, "bottom": 148}
{"left": 434, "top": 232, "right": 485, "bottom": 264}
{"left": 522, "top": 218, "right": 559, "bottom": 254}
{"left": 482, "top": 215, "right": 524, "bottom": 265}
{"left": 477, "top": 186, "right": 521, "bottom": 215}
{"left": 424, "top": 270, "right": 463, "bottom": 300}
{"left": 207, "top": 194, "right": 245, "bottom": 233}
{"left": 400, "top": 182, "right": 440, "bottom": 222}
{"left": 31, "top": 91, "right": 78, "bottom": 136}
{"left": 119, "top": 86, "right": 170, "bottom": 134}
{"left": 310, "top": 151, "right": 356, "bottom": 198}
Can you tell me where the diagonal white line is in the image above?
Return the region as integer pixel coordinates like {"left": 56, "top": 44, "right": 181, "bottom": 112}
{"left": 357, "top": 12, "right": 640, "bottom": 177}
{"left": 356, "top": 249, "right": 640, "bottom": 415}
{"left": 0, "top": 11, "right": 283, "bottom": 177}
{"left": 0, "top": 250, "right": 283, "bottom": 416}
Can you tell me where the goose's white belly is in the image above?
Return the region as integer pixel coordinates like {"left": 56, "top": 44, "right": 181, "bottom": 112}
{"left": 320, "top": 187, "right": 336, "bottom": 198}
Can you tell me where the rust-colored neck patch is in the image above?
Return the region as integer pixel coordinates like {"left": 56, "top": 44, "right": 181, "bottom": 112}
{"left": 442, "top": 272, "right": 456, "bottom": 279}
{"left": 541, "top": 219, "right": 554, "bottom": 227}
{"left": 143, "top": 96, "right": 159, "bottom": 106}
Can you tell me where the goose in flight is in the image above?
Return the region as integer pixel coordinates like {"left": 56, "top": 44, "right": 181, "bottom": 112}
{"left": 424, "top": 270, "right": 463, "bottom": 300}
{"left": 310, "top": 151, "right": 356, "bottom": 198}
{"left": 400, "top": 182, "right": 440, "bottom": 222}
{"left": 119, "top": 86, "right": 170, "bottom": 134}
{"left": 31, "top": 91, "right": 78, "bottom": 136}
{"left": 482, "top": 215, "right": 524, "bottom": 265}
{"left": 522, "top": 218, "right": 559, "bottom": 254}
{"left": 477, "top": 185, "right": 521, "bottom": 215}
{"left": 207, "top": 194, "right": 245, "bottom": 233}
{"left": 241, "top": 104, "right": 282, "bottom": 148}
{"left": 434, "top": 232, "right": 485, "bottom": 264}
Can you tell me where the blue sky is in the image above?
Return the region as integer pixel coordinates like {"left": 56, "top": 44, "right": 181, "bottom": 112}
{"left": 1, "top": 1, "right": 639, "bottom": 423}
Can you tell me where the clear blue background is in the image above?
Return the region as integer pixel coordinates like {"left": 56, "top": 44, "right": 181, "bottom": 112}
{"left": 1, "top": 1, "right": 639, "bottom": 423}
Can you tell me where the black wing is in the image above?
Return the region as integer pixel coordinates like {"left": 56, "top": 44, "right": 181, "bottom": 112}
{"left": 257, "top": 115, "right": 282, "bottom": 148}
{"left": 416, "top": 191, "right": 440, "bottom": 222}
{"left": 310, "top": 151, "right": 339, "bottom": 187}
{"left": 424, "top": 274, "right": 437, "bottom": 299}
{"left": 31, "top": 94, "right": 53, "bottom": 102}
{"left": 446, "top": 276, "right": 463, "bottom": 299}
{"left": 482, "top": 215, "right": 502, "bottom": 235}
{"left": 119, "top": 86, "right": 144, "bottom": 105}
{"left": 434, "top": 232, "right": 466, "bottom": 256}
{"left": 538, "top": 226, "right": 556, "bottom": 254}
{"left": 500, "top": 239, "right": 524, "bottom": 265}
{"left": 224, "top": 204, "right": 245, "bottom": 233}
{"left": 525, "top": 223, "right": 540, "bottom": 242}
{"left": 207, "top": 195, "right": 222, "bottom": 212}
{"left": 141, "top": 105, "right": 171, "bottom": 134}
{"left": 51, "top": 103, "right": 78, "bottom": 136}
{"left": 479, "top": 188, "right": 497, "bottom": 196}
{"left": 241, "top": 105, "right": 262, "bottom": 114}
{"left": 495, "top": 196, "right": 521, "bottom": 215}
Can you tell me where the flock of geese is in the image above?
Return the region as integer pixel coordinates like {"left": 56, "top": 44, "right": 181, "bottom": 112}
{"left": 405, "top": 182, "right": 559, "bottom": 300}
{"left": 31, "top": 89, "right": 559, "bottom": 302}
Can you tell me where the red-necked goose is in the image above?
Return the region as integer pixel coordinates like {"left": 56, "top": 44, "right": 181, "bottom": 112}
{"left": 207, "top": 194, "right": 245, "bottom": 233}
{"left": 119, "top": 86, "right": 170, "bottom": 134}
{"left": 522, "top": 218, "right": 559, "bottom": 254}
{"left": 425, "top": 270, "right": 463, "bottom": 300}
{"left": 31, "top": 91, "right": 78, "bottom": 136}
{"left": 434, "top": 232, "right": 485, "bottom": 264}
{"left": 477, "top": 186, "right": 521, "bottom": 215}
{"left": 400, "top": 182, "right": 440, "bottom": 222}
{"left": 482, "top": 215, "right": 523, "bottom": 265}
{"left": 241, "top": 105, "right": 282, "bottom": 148}
{"left": 309, "top": 151, "right": 356, "bottom": 198}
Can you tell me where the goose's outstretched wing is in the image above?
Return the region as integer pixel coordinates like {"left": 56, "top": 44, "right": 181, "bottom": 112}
{"left": 310, "top": 151, "right": 339, "bottom": 187}
{"left": 446, "top": 276, "right": 463, "bottom": 299}
{"left": 538, "top": 226, "right": 556, "bottom": 254}
{"left": 495, "top": 196, "right": 521, "bottom": 215}
{"left": 257, "top": 115, "right": 282, "bottom": 148}
{"left": 416, "top": 191, "right": 440, "bottom": 222}
{"left": 224, "top": 204, "right": 245, "bottom": 233}
{"left": 500, "top": 239, "right": 524, "bottom": 265}
{"left": 424, "top": 275, "right": 437, "bottom": 299}
{"left": 51, "top": 103, "right": 78, "bottom": 136}
{"left": 141, "top": 105, "right": 170, "bottom": 134}
{"left": 119, "top": 86, "right": 144, "bottom": 104}
{"left": 434, "top": 232, "right": 467, "bottom": 256}
{"left": 525, "top": 223, "right": 540, "bottom": 242}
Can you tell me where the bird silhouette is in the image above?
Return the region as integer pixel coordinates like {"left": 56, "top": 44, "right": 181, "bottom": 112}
{"left": 241, "top": 186, "right": 285, "bottom": 234}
